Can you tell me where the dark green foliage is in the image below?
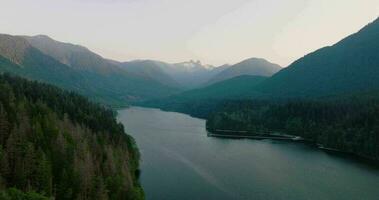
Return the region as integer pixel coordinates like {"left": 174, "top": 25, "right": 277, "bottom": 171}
{"left": 175, "top": 75, "right": 267, "bottom": 100}
{"left": 118, "top": 60, "right": 181, "bottom": 89}
{"left": 0, "top": 35, "right": 179, "bottom": 107}
{"left": 146, "top": 18, "right": 379, "bottom": 117}
{"left": 254, "top": 18, "right": 379, "bottom": 98}
{"left": 207, "top": 97, "right": 379, "bottom": 160}
{"left": 206, "top": 58, "right": 280, "bottom": 85}
{"left": 0, "top": 188, "right": 50, "bottom": 200}
{"left": 142, "top": 75, "right": 267, "bottom": 118}
{"left": 0, "top": 74, "right": 143, "bottom": 199}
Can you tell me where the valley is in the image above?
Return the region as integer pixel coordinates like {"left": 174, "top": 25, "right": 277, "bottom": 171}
{"left": 118, "top": 107, "right": 379, "bottom": 200}
{"left": 1, "top": 5, "right": 379, "bottom": 199}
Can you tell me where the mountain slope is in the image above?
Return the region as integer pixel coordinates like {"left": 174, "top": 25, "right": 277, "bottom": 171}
{"left": 144, "top": 18, "right": 379, "bottom": 117}
{"left": 0, "top": 74, "right": 143, "bottom": 199}
{"left": 171, "top": 75, "right": 267, "bottom": 100}
{"left": 23, "top": 35, "right": 120, "bottom": 73}
{"left": 206, "top": 58, "right": 281, "bottom": 85}
{"left": 0, "top": 34, "right": 85, "bottom": 90}
{"left": 0, "top": 34, "right": 179, "bottom": 106}
{"left": 142, "top": 75, "right": 267, "bottom": 118}
{"left": 118, "top": 59, "right": 230, "bottom": 89}
{"left": 0, "top": 34, "right": 30, "bottom": 65}
{"left": 161, "top": 60, "right": 227, "bottom": 89}
{"left": 117, "top": 60, "right": 180, "bottom": 88}
{"left": 206, "top": 97, "right": 379, "bottom": 161}
{"left": 255, "top": 18, "right": 379, "bottom": 97}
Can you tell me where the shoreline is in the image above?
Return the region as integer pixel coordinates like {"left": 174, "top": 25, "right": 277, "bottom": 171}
{"left": 207, "top": 129, "right": 305, "bottom": 142}
{"left": 207, "top": 132, "right": 304, "bottom": 141}
{"left": 207, "top": 130, "right": 379, "bottom": 165}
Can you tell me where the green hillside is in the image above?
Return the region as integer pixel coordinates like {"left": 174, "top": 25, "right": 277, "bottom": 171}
{"left": 0, "top": 34, "right": 179, "bottom": 107}
{"left": 142, "top": 75, "right": 266, "bottom": 118}
{"left": 206, "top": 58, "right": 280, "bottom": 85}
{"left": 174, "top": 75, "right": 267, "bottom": 100}
{"left": 0, "top": 74, "right": 143, "bottom": 199}
{"left": 255, "top": 18, "right": 379, "bottom": 97}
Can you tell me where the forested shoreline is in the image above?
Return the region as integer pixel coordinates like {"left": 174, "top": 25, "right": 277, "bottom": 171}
{"left": 206, "top": 97, "right": 379, "bottom": 161}
{"left": 0, "top": 74, "right": 143, "bottom": 199}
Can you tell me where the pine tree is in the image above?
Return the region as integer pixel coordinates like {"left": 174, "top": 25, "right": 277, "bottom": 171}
{"left": 35, "top": 149, "right": 52, "bottom": 196}
{"left": 0, "top": 103, "right": 9, "bottom": 146}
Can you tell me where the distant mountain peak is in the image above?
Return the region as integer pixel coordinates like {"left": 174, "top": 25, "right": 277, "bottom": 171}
{"left": 179, "top": 60, "right": 201, "bottom": 67}
{"left": 22, "top": 34, "right": 116, "bottom": 73}
{"left": 255, "top": 17, "right": 379, "bottom": 97}
{"left": 190, "top": 59, "right": 201, "bottom": 64}
{"left": 25, "top": 34, "right": 90, "bottom": 53}
{"left": 0, "top": 33, "right": 181, "bottom": 105}
{"left": 33, "top": 34, "right": 52, "bottom": 40}
{"left": 0, "top": 34, "right": 31, "bottom": 65}
{"left": 233, "top": 57, "right": 278, "bottom": 66}
{"left": 206, "top": 57, "right": 281, "bottom": 85}
{"left": 174, "top": 60, "right": 215, "bottom": 71}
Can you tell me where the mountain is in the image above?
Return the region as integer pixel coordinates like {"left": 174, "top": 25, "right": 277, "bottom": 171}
{"left": 169, "top": 75, "right": 267, "bottom": 100}
{"left": 161, "top": 60, "right": 228, "bottom": 89}
{"left": 206, "top": 96, "right": 379, "bottom": 161}
{"left": 0, "top": 74, "right": 143, "bottom": 199}
{"left": 255, "top": 18, "right": 379, "bottom": 97}
{"left": 0, "top": 34, "right": 179, "bottom": 106}
{"left": 206, "top": 58, "right": 281, "bottom": 85}
{"left": 144, "top": 18, "right": 379, "bottom": 117}
{"left": 116, "top": 60, "right": 180, "bottom": 88}
{"left": 0, "top": 34, "right": 30, "bottom": 65}
{"left": 139, "top": 57, "right": 280, "bottom": 118}
{"left": 0, "top": 34, "right": 85, "bottom": 91}
{"left": 23, "top": 35, "right": 120, "bottom": 73}
{"left": 117, "top": 59, "right": 231, "bottom": 89}
{"left": 141, "top": 75, "right": 267, "bottom": 118}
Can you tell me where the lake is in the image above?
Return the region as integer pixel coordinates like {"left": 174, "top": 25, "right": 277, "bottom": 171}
{"left": 118, "top": 107, "right": 379, "bottom": 200}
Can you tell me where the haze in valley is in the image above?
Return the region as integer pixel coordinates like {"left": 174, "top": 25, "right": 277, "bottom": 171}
{"left": 1, "top": 0, "right": 379, "bottom": 66}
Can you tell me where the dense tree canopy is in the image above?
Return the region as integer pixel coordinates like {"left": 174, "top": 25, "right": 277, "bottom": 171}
{"left": 0, "top": 74, "right": 143, "bottom": 199}
{"left": 207, "top": 97, "right": 379, "bottom": 161}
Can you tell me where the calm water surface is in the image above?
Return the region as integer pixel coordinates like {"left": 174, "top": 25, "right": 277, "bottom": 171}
{"left": 118, "top": 107, "right": 379, "bottom": 200}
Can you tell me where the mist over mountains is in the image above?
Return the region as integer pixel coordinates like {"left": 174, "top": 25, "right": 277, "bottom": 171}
{"left": 2, "top": 2, "right": 379, "bottom": 199}
{"left": 116, "top": 59, "right": 222, "bottom": 89}
{"left": 0, "top": 33, "right": 280, "bottom": 107}
{"left": 1, "top": 17, "right": 379, "bottom": 111}
{"left": 141, "top": 17, "right": 379, "bottom": 117}
{"left": 0, "top": 34, "right": 184, "bottom": 106}
{"left": 250, "top": 17, "right": 379, "bottom": 98}
{"left": 206, "top": 58, "right": 281, "bottom": 85}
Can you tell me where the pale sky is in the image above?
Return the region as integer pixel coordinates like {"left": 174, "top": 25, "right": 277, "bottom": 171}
{"left": 0, "top": 0, "right": 379, "bottom": 67}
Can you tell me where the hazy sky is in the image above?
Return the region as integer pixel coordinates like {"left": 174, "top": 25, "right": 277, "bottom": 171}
{"left": 1, "top": 0, "right": 379, "bottom": 67}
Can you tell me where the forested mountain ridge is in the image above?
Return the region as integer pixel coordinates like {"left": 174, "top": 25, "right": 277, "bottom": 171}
{"left": 119, "top": 59, "right": 230, "bottom": 89}
{"left": 206, "top": 58, "right": 281, "bottom": 85}
{"left": 0, "top": 34, "right": 179, "bottom": 107}
{"left": 141, "top": 75, "right": 267, "bottom": 118}
{"left": 254, "top": 17, "right": 379, "bottom": 97}
{"left": 204, "top": 17, "right": 379, "bottom": 161}
{"left": 5, "top": 34, "right": 279, "bottom": 106}
{"left": 167, "top": 60, "right": 219, "bottom": 89}
{"left": 115, "top": 60, "right": 181, "bottom": 89}
{"left": 0, "top": 74, "right": 143, "bottom": 199}
{"left": 172, "top": 75, "right": 267, "bottom": 100}
{"left": 144, "top": 18, "right": 379, "bottom": 118}
{"left": 206, "top": 96, "right": 379, "bottom": 161}
{"left": 139, "top": 57, "right": 281, "bottom": 117}
{"left": 23, "top": 35, "right": 121, "bottom": 73}
{"left": 0, "top": 34, "right": 30, "bottom": 65}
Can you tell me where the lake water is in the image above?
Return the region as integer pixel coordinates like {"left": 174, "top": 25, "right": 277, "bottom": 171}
{"left": 118, "top": 107, "right": 379, "bottom": 200}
